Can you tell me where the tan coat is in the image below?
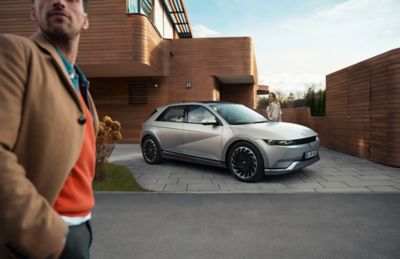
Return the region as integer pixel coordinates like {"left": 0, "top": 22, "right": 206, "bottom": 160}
{"left": 0, "top": 33, "right": 99, "bottom": 258}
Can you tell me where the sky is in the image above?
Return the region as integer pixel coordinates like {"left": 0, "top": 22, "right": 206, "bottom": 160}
{"left": 185, "top": 0, "right": 400, "bottom": 96}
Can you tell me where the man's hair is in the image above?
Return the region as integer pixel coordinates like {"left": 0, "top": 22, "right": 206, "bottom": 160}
{"left": 31, "top": 0, "right": 88, "bottom": 12}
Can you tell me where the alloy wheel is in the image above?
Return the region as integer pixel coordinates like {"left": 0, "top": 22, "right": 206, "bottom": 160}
{"left": 231, "top": 146, "right": 258, "bottom": 180}
{"left": 143, "top": 138, "right": 158, "bottom": 163}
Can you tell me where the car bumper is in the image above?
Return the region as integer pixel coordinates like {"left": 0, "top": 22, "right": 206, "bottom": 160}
{"left": 264, "top": 155, "right": 320, "bottom": 175}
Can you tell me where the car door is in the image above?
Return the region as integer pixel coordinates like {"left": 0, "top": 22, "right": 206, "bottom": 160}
{"left": 183, "top": 105, "right": 223, "bottom": 161}
{"left": 154, "top": 105, "right": 185, "bottom": 154}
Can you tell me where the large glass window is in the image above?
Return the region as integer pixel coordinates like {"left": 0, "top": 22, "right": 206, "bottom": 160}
{"left": 127, "top": 0, "right": 153, "bottom": 18}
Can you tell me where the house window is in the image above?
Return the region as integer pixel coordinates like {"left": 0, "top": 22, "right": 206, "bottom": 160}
{"left": 127, "top": 0, "right": 153, "bottom": 18}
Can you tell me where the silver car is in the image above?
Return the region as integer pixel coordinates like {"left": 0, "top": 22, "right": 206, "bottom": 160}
{"left": 140, "top": 102, "right": 320, "bottom": 182}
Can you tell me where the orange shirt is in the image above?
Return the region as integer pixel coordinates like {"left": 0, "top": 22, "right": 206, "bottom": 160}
{"left": 54, "top": 94, "right": 96, "bottom": 217}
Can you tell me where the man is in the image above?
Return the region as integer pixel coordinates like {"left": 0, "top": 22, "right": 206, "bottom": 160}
{"left": 0, "top": 0, "right": 98, "bottom": 258}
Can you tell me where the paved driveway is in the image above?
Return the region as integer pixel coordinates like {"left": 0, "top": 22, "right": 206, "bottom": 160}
{"left": 91, "top": 193, "right": 400, "bottom": 259}
{"left": 110, "top": 144, "right": 400, "bottom": 193}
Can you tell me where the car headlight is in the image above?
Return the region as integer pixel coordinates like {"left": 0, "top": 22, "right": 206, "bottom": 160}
{"left": 264, "top": 139, "right": 295, "bottom": 146}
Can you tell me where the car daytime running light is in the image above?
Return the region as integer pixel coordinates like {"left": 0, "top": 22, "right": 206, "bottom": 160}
{"left": 264, "top": 136, "right": 317, "bottom": 146}
{"left": 264, "top": 139, "right": 295, "bottom": 146}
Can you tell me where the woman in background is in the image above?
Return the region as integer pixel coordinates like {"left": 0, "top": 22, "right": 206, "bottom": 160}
{"left": 266, "top": 92, "right": 282, "bottom": 122}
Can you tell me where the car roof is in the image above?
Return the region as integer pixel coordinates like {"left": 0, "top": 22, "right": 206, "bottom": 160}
{"left": 157, "top": 101, "right": 235, "bottom": 110}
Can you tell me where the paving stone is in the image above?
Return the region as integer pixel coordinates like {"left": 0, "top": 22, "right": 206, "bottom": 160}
{"left": 142, "top": 184, "right": 166, "bottom": 192}
{"left": 187, "top": 184, "right": 220, "bottom": 192}
{"left": 357, "top": 175, "right": 399, "bottom": 181}
{"left": 275, "top": 189, "right": 316, "bottom": 193}
{"left": 155, "top": 178, "right": 178, "bottom": 184}
{"left": 163, "top": 184, "right": 188, "bottom": 192}
{"left": 344, "top": 181, "right": 398, "bottom": 187}
{"left": 234, "top": 183, "right": 260, "bottom": 191}
{"left": 316, "top": 187, "right": 371, "bottom": 193}
{"left": 285, "top": 183, "right": 325, "bottom": 189}
{"left": 218, "top": 184, "right": 237, "bottom": 191}
{"left": 171, "top": 172, "right": 203, "bottom": 177}
{"left": 367, "top": 186, "right": 400, "bottom": 192}
{"left": 256, "top": 183, "right": 286, "bottom": 190}
{"left": 320, "top": 176, "right": 360, "bottom": 182}
{"left": 317, "top": 182, "right": 350, "bottom": 189}
{"left": 178, "top": 178, "right": 212, "bottom": 184}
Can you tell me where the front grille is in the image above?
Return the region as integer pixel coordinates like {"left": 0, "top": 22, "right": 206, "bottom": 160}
{"left": 293, "top": 136, "right": 317, "bottom": 145}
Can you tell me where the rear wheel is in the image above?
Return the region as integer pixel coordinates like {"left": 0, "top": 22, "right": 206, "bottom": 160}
{"left": 141, "top": 136, "right": 162, "bottom": 164}
{"left": 227, "top": 141, "right": 264, "bottom": 182}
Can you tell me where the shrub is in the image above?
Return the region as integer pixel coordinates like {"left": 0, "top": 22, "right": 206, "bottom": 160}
{"left": 95, "top": 116, "right": 122, "bottom": 180}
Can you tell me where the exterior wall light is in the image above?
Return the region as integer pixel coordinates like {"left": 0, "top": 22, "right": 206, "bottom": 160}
{"left": 186, "top": 82, "right": 192, "bottom": 88}
{"left": 154, "top": 84, "right": 159, "bottom": 88}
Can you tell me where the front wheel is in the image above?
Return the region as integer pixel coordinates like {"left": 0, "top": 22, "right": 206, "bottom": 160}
{"left": 227, "top": 141, "right": 264, "bottom": 182}
{"left": 141, "top": 136, "right": 162, "bottom": 164}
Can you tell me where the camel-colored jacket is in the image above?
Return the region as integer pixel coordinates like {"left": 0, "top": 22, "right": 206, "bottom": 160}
{"left": 0, "top": 33, "right": 99, "bottom": 258}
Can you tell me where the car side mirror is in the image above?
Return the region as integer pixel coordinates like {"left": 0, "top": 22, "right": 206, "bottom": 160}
{"left": 201, "top": 117, "right": 220, "bottom": 126}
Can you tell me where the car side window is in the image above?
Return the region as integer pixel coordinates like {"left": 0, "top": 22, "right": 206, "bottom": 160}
{"left": 156, "top": 106, "right": 185, "bottom": 122}
{"left": 187, "top": 106, "right": 216, "bottom": 124}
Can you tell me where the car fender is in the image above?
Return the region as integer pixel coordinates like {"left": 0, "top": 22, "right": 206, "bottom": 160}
{"left": 140, "top": 130, "right": 161, "bottom": 147}
{"left": 222, "top": 135, "right": 270, "bottom": 167}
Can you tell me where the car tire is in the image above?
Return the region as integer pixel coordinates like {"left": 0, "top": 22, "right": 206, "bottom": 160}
{"left": 227, "top": 141, "right": 264, "bottom": 182}
{"left": 141, "top": 135, "right": 162, "bottom": 164}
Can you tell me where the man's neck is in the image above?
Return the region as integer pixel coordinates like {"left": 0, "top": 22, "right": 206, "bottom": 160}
{"left": 44, "top": 32, "right": 80, "bottom": 66}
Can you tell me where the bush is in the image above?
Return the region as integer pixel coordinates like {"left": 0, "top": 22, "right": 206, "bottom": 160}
{"left": 95, "top": 116, "right": 122, "bottom": 180}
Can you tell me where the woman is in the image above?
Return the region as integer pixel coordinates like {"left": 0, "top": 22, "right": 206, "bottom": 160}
{"left": 266, "top": 92, "right": 282, "bottom": 122}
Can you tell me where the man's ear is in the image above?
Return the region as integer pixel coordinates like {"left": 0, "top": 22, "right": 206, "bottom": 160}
{"left": 31, "top": 6, "right": 38, "bottom": 22}
{"left": 82, "top": 14, "right": 89, "bottom": 30}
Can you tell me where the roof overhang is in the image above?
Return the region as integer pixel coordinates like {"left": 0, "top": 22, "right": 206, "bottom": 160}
{"left": 257, "top": 85, "right": 269, "bottom": 95}
{"left": 215, "top": 75, "right": 255, "bottom": 84}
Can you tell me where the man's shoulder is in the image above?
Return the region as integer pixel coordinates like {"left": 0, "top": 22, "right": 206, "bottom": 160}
{"left": 0, "top": 33, "right": 36, "bottom": 52}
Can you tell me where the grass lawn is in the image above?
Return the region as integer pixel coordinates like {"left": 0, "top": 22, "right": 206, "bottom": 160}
{"left": 93, "top": 163, "right": 148, "bottom": 192}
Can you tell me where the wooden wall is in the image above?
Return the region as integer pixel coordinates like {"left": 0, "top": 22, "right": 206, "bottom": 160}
{"left": 0, "top": 1, "right": 36, "bottom": 36}
{"left": 281, "top": 107, "right": 327, "bottom": 147}
{"left": 369, "top": 49, "right": 400, "bottom": 167}
{"left": 166, "top": 37, "right": 257, "bottom": 107}
{"left": 86, "top": 26, "right": 258, "bottom": 143}
{"left": 220, "top": 84, "right": 256, "bottom": 108}
{"left": 284, "top": 48, "right": 400, "bottom": 167}
{"left": 0, "top": 0, "right": 259, "bottom": 143}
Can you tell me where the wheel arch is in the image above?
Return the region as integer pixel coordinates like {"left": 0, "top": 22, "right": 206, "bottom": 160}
{"left": 140, "top": 131, "right": 161, "bottom": 148}
{"left": 223, "top": 136, "right": 262, "bottom": 164}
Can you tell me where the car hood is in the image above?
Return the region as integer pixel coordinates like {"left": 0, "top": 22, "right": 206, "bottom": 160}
{"left": 230, "top": 122, "right": 317, "bottom": 140}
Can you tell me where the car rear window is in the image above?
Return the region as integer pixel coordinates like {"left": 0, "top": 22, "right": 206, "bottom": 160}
{"left": 156, "top": 106, "right": 185, "bottom": 122}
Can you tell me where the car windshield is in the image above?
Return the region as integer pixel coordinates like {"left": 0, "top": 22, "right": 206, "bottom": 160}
{"left": 209, "top": 103, "right": 268, "bottom": 125}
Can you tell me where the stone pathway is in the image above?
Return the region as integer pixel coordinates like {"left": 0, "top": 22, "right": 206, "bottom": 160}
{"left": 110, "top": 144, "right": 400, "bottom": 193}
